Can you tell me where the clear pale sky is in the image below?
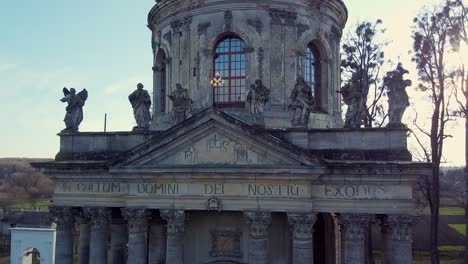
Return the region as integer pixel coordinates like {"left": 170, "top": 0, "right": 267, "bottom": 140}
{"left": 0, "top": 0, "right": 465, "bottom": 165}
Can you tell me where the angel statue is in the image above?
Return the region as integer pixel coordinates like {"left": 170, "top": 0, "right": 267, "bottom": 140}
{"left": 60, "top": 87, "right": 88, "bottom": 132}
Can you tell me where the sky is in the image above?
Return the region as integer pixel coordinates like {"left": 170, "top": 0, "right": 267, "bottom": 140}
{"left": 0, "top": 0, "right": 465, "bottom": 165}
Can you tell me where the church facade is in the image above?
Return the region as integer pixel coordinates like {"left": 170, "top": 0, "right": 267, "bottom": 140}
{"left": 34, "top": 1, "right": 431, "bottom": 264}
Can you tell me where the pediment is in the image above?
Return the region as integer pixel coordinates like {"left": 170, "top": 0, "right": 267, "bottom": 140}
{"left": 112, "top": 109, "right": 323, "bottom": 168}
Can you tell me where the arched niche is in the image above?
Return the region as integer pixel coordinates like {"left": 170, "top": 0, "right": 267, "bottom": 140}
{"left": 10, "top": 228, "right": 56, "bottom": 264}
{"left": 154, "top": 48, "right": 169, "bottom": 114}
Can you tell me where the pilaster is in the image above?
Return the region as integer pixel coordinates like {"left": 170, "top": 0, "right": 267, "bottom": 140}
{"left": 337, "top": 214, "right": 371, "bottom": 264}
{"left": 244, "top": 211, "right": 272, "bottom": 264}
{"left": 160, "top": 209, "right": 185, "bottom": 264}
{"left": 75, "top": 209, "right": 91, "bottom": 264}
{"left": 288, "top": 213, "right": 318, "bottom": 264}
{"left": 383, "top": 215, "right": 417, "bottom": 264}
{"left": 86, "top": 207, "right": 111, "bottom": 264}
{"left": 50, "top": 206, "right": 74, "bottom": 264}
{"left": 122, "top": 208, "right": 151, "bottom": 264}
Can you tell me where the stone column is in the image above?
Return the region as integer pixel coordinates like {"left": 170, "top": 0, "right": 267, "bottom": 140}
{"left": 288, "top": 213, "right": 318, "bottom": 264}
{"left": 148, "top": 218, "right": 166, "bottom": 264}
{"left": 76, "top": 210, "right": 91, "bottom": 264}
{"left": 122, "top": 208, "right": 150, "bottom": 264}
{"left": 86, "top": 207, "right": 111, "bottom": 264}
{"left": 110, "top": 218, "right": 128, "bottom": 264}
{"left": 382, "top": 215, "right": 417, "bottom": 264}
{"left": 50, "top": 206, "right": 74, "bottom": 264}
{"left": 160, "top": 209, "right": 185, "bottom": 264}
{"left": 244, "top": 211, "right": 272, "bottom": 264}
{"left": 337, "top": 214, "right": 371, "bottom": 264}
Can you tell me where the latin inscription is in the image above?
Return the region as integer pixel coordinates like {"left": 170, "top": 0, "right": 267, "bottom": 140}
{"left": 137, "top": 183, "right": 179, "bottom": 195}
{"left": 248, "top": 184, "right": 302, "bottom": 197}
{"left": 324, "top": 185, "right": 386, "bottom": 199}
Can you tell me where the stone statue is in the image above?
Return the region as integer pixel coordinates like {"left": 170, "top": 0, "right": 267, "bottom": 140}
{"left": 288, "top": 76, "right": 315, "bottom": 127}
{"left": 128, "top": 83, "right": 152, "bottom": 130}
{"left": 169, "top": 83, "right": 192, "bottom": 123}
{"left": 60, "top": 87, "right": 88, "bottom": 132}
{"left": 247, "top": 79, "right": 270, "bottom": 125}
{"left": 338, "top": 74, "right": 364, "bottom": 128}
{"left": 385, "top": 63, "right": 412, "bottom": 128}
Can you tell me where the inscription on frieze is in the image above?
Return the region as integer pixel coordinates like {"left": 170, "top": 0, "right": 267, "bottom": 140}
{"left": 311, "top": 184, "right": 412, "bottom": 200}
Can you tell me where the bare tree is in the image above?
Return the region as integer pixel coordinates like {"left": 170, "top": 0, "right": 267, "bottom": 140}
{"left": 341, "top": 20, "right": 388, "bottom": 128}
{"left": 411, "top": 1, "right": 466, "bottom": 263}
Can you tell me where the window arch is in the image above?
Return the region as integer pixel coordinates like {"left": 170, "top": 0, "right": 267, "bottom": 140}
{"left": 304, "top": 43, "right": 321, "bottom": 99}
{"left": 213, "top": 35, "right": 247, "bottom": 108}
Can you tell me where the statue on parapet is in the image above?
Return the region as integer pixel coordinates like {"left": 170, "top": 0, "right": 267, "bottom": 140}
{"left": 247, "top": 79, "right": 270, "bottom": 125}
{"left": 338, "top": 74, "right": 365, "bottom": 128}
{"left": 385, "top": 63, "right": 412, "bottom": 128}
{"left": 60, "top": 87, "right": 88, "bottom": 132}
{"left": 129, "top": 83, "right": 152, "bottom": 131}
{"left": 169, "top": 83, "right": 192, "bottom": 123}
{"left": 289, "top": 76, "right": 315, "bottom": 127}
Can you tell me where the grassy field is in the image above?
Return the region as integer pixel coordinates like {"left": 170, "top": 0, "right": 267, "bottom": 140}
{"left": 8, "top": 199, "right": 49, "bottom": 211}
{"left": 448, "top": 224, "right": 467, "bottom": 237}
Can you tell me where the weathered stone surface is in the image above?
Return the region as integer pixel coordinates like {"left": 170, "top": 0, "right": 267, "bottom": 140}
{"left": 244, "top": 211, "right": 271, "bottom": 264}
{"left": 50, "top": 206, "right": 74, "bottom": 264}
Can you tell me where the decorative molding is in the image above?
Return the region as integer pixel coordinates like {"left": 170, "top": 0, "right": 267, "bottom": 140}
{"left": 247, "top": 17, "right": 263, "bottom": 35}
{"left": 122, "top": 208, "right": 151, "bottom": 234}
{"left": 198, "top": 22, "right": 211, "bottom": 36}
{"left": 84, "top": 207, "right": 111, "bottom": 232}
{"left": 303, "top": 0, "right": 322, "bottom": 9}
{"left": 337, "top": 214, "right": 371, "bottom": 241}
{"left": 331, "top": 26, "right": 343, "bottom": 40}
{"left": 206, "top": 197, "right": 222, "bottom": 212}
{"left": 297, "top": 24, "right": 310, "bottom": 39}
{"left": 244, "top": 211, "right": 271, "bottom": 239}
{"left": 160, "top": 209, "right": 186, "bottom": 234}
{"left": 384, "top": 215, "right": 417, "bottom": 241}
{"left": 171, "top": 15, "right": 193, "bottom": 33}
{"left": 257, "top": 47, "right": 264, "bottom": 80}
{"left": 50, "top": 206, "right": 74, "bottom": 230}
{"left": 210, "top": 229, "right": 242, "bottom": 258}
{"left": 288, "top": 213, "right": 317, "bottom": 241}
{"left": 163, "top": 31, "right": 172, "bottom": 46}
{"left": 224, "top": 10, "right": 233, "bottom": 31}
{"left": 269, "top": 8, "right": 297, "bottom": 26}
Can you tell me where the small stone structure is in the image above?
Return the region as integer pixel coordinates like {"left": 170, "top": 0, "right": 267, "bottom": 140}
{"left": 10, "top": 228, "right": 56, "bottom": 264}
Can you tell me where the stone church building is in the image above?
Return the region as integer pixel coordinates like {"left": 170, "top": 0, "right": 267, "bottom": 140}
{"left": 34, "top": 0, "right": 431, "bottom": 263}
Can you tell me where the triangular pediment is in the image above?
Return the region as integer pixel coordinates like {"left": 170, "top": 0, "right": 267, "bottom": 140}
{"left": 112, "top": 109, "right": 323, "bottom": 168}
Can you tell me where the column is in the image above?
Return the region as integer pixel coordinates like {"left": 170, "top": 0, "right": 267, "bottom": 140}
{"left": 76, "top": 209, "right": 91, "bottom": 264}
{"left": 244, "top": 211, "right": 272, "bottom": 264}
{"left": 110, "top": 218, "right": 128, "bottom": 264}
{"left": 50, "top": 206, "right": 74, "bottom": 264}
{"left": 382, "top": 215, "right": 417, "bottom": 264}
{"left": 86, "top": 207, "right": 111, "bottom": 264}
{"left": 337, "top": 214, "right": 371, "bottom": 264}
{"left": 288, "top": 213, "right": 318, "bottom": 264}
{"left": 122, "top": 208, "right": 150, "bottom": 264}
{"left": 148, "top": 218, "right": 166, "bottom": 264}
{"left": 160, "top": 209, "right": 185, "bottom": 264}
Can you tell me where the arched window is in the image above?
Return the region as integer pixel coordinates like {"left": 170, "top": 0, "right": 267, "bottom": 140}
{"left": 213, "top": 36, "right": 246, "bottom": 108}
{"left": 304, "top": 43, "right": 321, "bottom": 99}
{"left": 155, "top": 49, "right": 167, "bottom": 114}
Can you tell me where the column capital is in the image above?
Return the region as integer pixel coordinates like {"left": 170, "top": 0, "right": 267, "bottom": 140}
{"left": 384, "top": 215, "right": 418, "bottom": 241}
{"left": 84, "top": 207, "right": 112, "bottom": 232}
{"left": 287, "top": 212, "right": 318, "bottom": 241}
{"left": 160, "top": 209, "right": 185, "bottom": 234}
{"left": 337, "top": 213, "right": 371, "bottom": 241}
{"left": 244, "top": 211, "right": 272, "bottom": 239}
{"left": 122, "top": 208, "right": 151, "bottom": 234}
{"left": 50, "top": 206, "right": 75, "bottom": 230}
{"left": 75, "top": 208, "right": 91, "bottom": 225}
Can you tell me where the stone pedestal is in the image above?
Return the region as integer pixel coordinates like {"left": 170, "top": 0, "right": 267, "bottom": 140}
{"left": 149, "top": 219, "right": 166, "bottom": 264}
{"left": 160, "top": 210, "right": 185, "bottom": 264}
{"left": 123, "top": 208, "right": 150, "bottom": 264}
{"left": 86, "top": 208, "right": 111, "bottom": 264}
{"left": 288, "top": 213, "right": 318, "bottom": 264}
{"left": 110, "top": 221, "right": 128, "bottom": 264}
{"left": 383, "top": 215, "right": 417, "bottom": 264}
{"left": 50, "top": 206, "right": 74, "bottom": 264}
{"left": 244, "top": 211, "right": 272, "bottom": 264}
{"left": 338, "top": 214, "right": 370, "bottom": 264}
